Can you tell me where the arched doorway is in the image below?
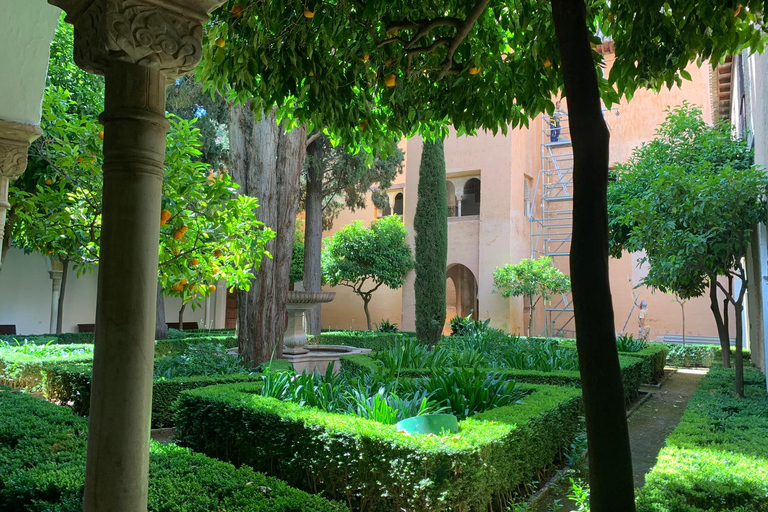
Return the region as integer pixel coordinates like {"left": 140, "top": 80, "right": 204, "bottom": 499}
{"left": 446, "top": 181, "right": 458, "bottom": 217}
{"left": 445, "top": 263, "right": 479, "bottom": 333}
{"left": 393, "top": 192, "right": 404, "bottom": 216}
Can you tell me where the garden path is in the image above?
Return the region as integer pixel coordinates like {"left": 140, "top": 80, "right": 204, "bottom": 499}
{"left": 534, "top": 367, "right": 707, "bottom": 511}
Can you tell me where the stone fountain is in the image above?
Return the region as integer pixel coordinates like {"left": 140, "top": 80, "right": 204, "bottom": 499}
{"left": 282, "top": 290, "right": 371, "bottom": 373}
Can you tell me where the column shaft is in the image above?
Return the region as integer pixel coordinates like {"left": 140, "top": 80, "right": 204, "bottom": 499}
{"left": 84, "top": 60, "right": 168, "bottom": 512}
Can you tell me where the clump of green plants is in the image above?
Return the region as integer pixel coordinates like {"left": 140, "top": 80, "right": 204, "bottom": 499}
{"left": 259, "top": 362, "right": 525, "bottom": 424}
{"left": 375, "top": 319, "right": 400, "bottom": 332}
{"left": 615, "top": 333, "right": 648, "bottom": 353}
{"left": 449, "top": 313, "right": 490, "bottom": 336}
{"left": 0, "top": 340, "right": 93, "bottom": 360}
{"left": 153, "top": 342, "right": 250, "bottom": 379}
{"left": 497, "top": 340, "right": 579, "bottom": 372}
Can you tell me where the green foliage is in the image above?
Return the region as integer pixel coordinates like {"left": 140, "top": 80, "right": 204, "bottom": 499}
{"left": 290, "top": 220, "right": 305, "bottom": 283}
{"left": 664, "top": 344, "right": 717, "bottom": 368}
{"left": 608, "top": 103, "right": 767, "bottom": 299}
{"left": 636, "top": 362, "right": 768, "bottom": 511}
{"left": 153, "top": 343, "right": 251, "bottom": 379}
{"left": 375, "top": 319, "right": 400, "bottom": 332}
{"left": 493, "top": 257, "right": 570, "bottom": 335}
{"left": 322, "top": 215, "right": 414, "bottom": 329}
{"left": 0, "top": 387, "right": 347, "bottom": 511}
{"left": 449, "top": 313, "right": 490, "bottom": 336}
{"left": 414, "top": 138, "right": 448, "bottom": 347}
{"left": 616, "top": 333, "right": 648, "bottom": 353}
{"left": 498, "top": 341, "right": 579, "bottom": 372}
{"left": 0, "top": 342, "right": 93, "bottom": 392}
{"left": 313, "top": 330, "right": 416, "bottom": 352}
{"left": 301, "top": 135, "right": 405, "bottom": 229}
{"left": 198, "top": 1, "right": 767, "bottom": 151}
{"left": 175, "top": 381, "right": 581, "bottom": 511}
{"left": 425, "top": 368, "right": 527, "bottom": 419}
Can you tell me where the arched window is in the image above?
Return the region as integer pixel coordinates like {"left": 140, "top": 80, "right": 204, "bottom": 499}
{"left": 393, "top": 193, "right": 404, "bottom": 216}
{"left": 461, "top": 178, "right": 481, "bottom": 216}
{"left": 446, "top": 181, "right": 458, "bottom": 217}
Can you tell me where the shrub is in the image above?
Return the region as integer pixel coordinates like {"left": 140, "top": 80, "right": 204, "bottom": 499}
{"left": 374, "top": 319, "right": 400, "bottom": 332}
{"left": 557, "top": 338, "right": 668, "bottom": 384}
{"left": 341, "top": 352, "right": 646, "bottom": 405}
{"left": 153, "top": 342, "right": 249, "bottom": 378}
{"left": 636, "top": 362, "right": 768, "bottom": 511}
{"left": 664, "top": 343, "right": 717, "bottom": 367}
{"left": 449, "top": 313, "right": 491, "bottom": 336}
{"left": 43, "top": 362, "right": 265, "bottom": 428}
{"left": 0, "top": 342, "right": 94, "bottom": 391}
{"left": 0, "top": 386, "right": 347, "bottom": 511}
{"left": 175, "top": 381, "right": 582, "bottom": 511}
{"left": 154, "top": 334, "right": 238, "bottom": 357}
{"left": 312, "top": 330, "right": 415, "bottom": 352}
{"left": 616, "top": 333, "right": 648, "bottom": 352}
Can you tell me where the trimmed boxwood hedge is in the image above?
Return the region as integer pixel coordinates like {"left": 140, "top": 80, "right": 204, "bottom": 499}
{"left": 0, "top": 385, "right": 347, "bottom": 512}
{"left": 556, "top": 339, "right": 668, "bottom": 384}
{"left": 340, "top": 352, "right": 646, "bottom": 405}
{"left": 174, "top": 381, "right": 582, "bottom": 512}
{"left": 311, "top": 330, "right": 416, "bottom": 351}
{"left": 0, "top": 344, "right": 93, "bottom": 391}
{"left": 154, "top": 334, "right": 238, "bottom": 357}
{"left": 41, "top": 359, "right": 292, "bottom": 428}
{"left": 636, "top": 362, "right": 768, "bottom": 512}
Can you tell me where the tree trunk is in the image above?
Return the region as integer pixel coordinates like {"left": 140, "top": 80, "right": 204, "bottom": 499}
{"left": 529, "top": 303, "right": 535, "bottom": 338}
{"left": 56, "top": 259, "right": 69, "bottom": 334}
{"left": 551, "top": 1, "right": 636, "bottom": 510}
{"left": 734, "top": 299, "right": 745, "bottom": 397}
{"left": 229, "top": 104, "right": 307, "bottom": 365}
{"left": 681, "top": 300, "right": 686, "bottom": 346}
{"left": 155, "top": 282, "right": 168, "bottom": 340}
{"left": 363, "top": 297, "right": 372, "bottom": 331}
{"left": 709, "top": 280, "right": 731, "bottom": 367}
{"left": 304, "top": 134, "right": 326, "bottom": 335}
{"left": 178, "top": 303, "right": 186, "bottom": 332}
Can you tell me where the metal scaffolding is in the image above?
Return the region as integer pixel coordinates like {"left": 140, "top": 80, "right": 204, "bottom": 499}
{"left": 530, "top": 113, "right": 575, "bottom": 337}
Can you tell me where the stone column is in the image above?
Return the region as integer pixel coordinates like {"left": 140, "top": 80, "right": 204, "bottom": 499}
{"left": 46, "top": 256, "right": 65, "bottom": 334}
{"left": 0, "top": 120, "right": 41, "bottom": 267}
{"left": 48, "top": 1, "right": 224, "bottom": 511}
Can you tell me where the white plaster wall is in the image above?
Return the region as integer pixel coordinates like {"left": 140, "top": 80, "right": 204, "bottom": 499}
{"left": 0, "top": 1, "right": 60, "bottom": 125}
{"left": 0, "top": 248, "right": 208, "bottom": 335}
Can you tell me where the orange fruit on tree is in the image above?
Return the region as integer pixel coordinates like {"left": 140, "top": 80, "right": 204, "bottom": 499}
{"left": 77, "top": 157, "right": 83, "bottom": 163}
{"left": 359, "top": 120, "right": 369, "bottom": 130}
{"left": 543, "top": 58, "right": 552, "bottom": 68}
{"left": 47, "top": 248, "right": 54, "bottom": 254}
{"left": 469, "top": 64, "right": 481, "bottom": 75}
{"left": 215, "top": 37, "right": 226, "bottom": 48}
{"left": 361, "top": 53, "right": 370, "bottom": 63}
{"left": 214, "top": 249, "right": 223, "bottom": 257}
{"left": 308, "top": 70, "right": 314, "bottom": 77}
{"left": 303, "top": 9, "right": 315, "bottom": 18}
{"left": 160, "top": 218, "right": 167, "bottom": 227}
{"left": 98, "top": 131, "right": 104, "bottom": 141}
{"left": 384, "top": 74, "right": 396, "bottom": 87}
{"left": 45, "top": 178, "right": 53, "bottom": 185}
{"left": 161, "top": 209, "right": 172, "bottom": 222}
{"left": 180, "top": 278, "right": 188, "bottom": 286}
{"left": 172, "top": 249, "right": 180, "bottom": 255}
{"left": 209, "top": 284, "right": 217, "bottom": 292}
{"left": 180, "top": 225, "right": 188, "bottom": 233}
{"left": 173, "top": 229, "right": 184, "bottom": 240}
{"left": 231, "top": 4, "right": 244, "bottom": 17}
{"left": 190, "top": 258, "right": 199, "bottom": 266}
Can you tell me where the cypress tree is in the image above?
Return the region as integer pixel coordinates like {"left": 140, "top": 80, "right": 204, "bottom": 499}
{"left": 414, "top": 138, "right": 448, "bottom": 347}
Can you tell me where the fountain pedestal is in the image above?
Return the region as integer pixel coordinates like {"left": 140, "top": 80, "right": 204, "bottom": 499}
{"left": 283, "top": 291, "right": 336, "bottom": 355}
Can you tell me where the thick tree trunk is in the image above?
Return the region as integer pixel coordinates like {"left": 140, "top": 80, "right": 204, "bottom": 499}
{"left": 178, "top": 303, "right": 186, "bottom": 332}
{"left": 304, "top": 134, "right": 326, "bottom": 335}
{"left": 551, "top": 1, "right": 636, "bottom": 510}
{"left": 56, "top": 259, "right": 69, "bottom": 334}
{"left": 709, "top": 280, "right": 731, "bottom": 367}
{"left": 155, "top": 282, "right": 168, "bottom": 340}
{"left": 229, "top": 104, "right": 307, "bottom": 365}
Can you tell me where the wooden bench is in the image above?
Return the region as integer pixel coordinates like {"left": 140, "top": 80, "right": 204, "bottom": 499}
{"left": 166, "top": 322, "right": 199, "bottom": 331}
{"left": 0, "top": 325, "right": 16, "bottom": 335}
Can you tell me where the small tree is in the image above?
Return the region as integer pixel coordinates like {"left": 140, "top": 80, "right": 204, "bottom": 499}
{"left": 608, "top": 104, "right": 768, "bottom": 397}
{"left": 414, "top": 138, "right": 448, "bottom": 347}
{"left": 493, "top": 257, "right": 570, "bottom": 336}
{"left": 322, "top": 215, "right": 413, "bottom": 330}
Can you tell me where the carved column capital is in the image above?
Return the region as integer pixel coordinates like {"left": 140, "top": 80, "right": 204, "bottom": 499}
{"left": 0, "top": 119, "right": 41, "bottom": 181}
{"left": 49, "top": 0, "right": 224, "bottom": 78}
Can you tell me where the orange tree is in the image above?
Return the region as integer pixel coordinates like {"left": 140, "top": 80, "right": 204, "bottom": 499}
{"left": 157, "top": 117, "right": 273, "bottom": 332}
{"left": 200, "top": 2, "right": 767, "bottom": 509}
